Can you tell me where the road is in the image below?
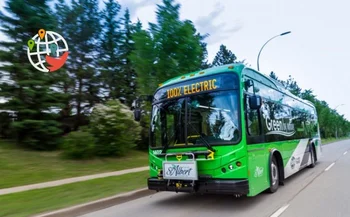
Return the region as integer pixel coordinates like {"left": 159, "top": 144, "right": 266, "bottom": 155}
{"left": 79, "top": 140, "right": 350, "bottom": 217}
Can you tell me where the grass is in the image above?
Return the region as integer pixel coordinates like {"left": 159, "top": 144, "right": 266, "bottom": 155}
{"left": 0, "top": 170, "right": 149, "bottom": 217}
{"left": 322, "top": 137, "right": 349, "bottom": 145}
{"left": 0, "top": 140, "right": 149, "bottom": 189}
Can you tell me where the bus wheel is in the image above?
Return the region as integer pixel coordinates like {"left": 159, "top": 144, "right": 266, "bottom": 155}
{"left": 267, "top": 156, "right": 279, "bottom": 193}
{"left": 308, "top": 145, "right": 316, "bottom": 168}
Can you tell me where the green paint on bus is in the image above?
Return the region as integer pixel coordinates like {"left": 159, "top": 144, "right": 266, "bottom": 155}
{"left": 140, "top": 63, "right": 321, "bottom": 197}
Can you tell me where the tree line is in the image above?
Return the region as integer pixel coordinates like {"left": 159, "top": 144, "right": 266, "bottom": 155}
{"left": 269, "top": 72, "right": 350, "bottom": 139}
{"left": 0, "top": 0, "right": 348, "bottom": 153}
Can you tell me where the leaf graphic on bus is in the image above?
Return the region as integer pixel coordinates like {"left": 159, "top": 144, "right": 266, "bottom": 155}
{"left": 266, "top": 130, "right": 296, "bottom": 137}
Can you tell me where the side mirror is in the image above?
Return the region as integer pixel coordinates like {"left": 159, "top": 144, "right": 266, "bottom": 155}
{"left": 249, "top": 95, "right": 262, "bottom": 110}
{"left": 244, "top": 79, "right": 254, "bottom": 90}
{"left": 145, "top": 95, "right": 153, "bottom": 102}
{"left": 132, "top": 94, "right": 153, "bottom": 122}
{"left": 134, "top": 108, "right": 141, "bottom": 122}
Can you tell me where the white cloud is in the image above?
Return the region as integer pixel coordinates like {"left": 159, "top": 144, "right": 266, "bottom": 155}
{"left": 119, "top": 0, "right": 161, "bottom": 20}
{"left": 194, "top": 2, "right": 243, "bottom": 44}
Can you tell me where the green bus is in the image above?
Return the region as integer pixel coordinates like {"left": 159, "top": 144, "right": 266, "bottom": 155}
{"left": 133, "top": 63, "right": 322, "bottom": 197}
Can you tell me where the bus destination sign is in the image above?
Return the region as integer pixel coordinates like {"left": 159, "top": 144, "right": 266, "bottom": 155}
{"left": 166, "top": 79, "right": 217, "bottom": 99}
{"left": 153, "top": 73, "right": 239, "bottom": 102}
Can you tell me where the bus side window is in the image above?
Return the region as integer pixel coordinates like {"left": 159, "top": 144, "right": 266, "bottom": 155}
{"left": 245, "top": 95, "right": 261, "bottom": 136}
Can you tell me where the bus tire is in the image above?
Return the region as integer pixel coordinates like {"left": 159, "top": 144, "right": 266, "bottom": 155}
{"left": 267, "top": 155, "right": 279, "bottom": 193}
{"left": 308, "top": 145, "right": 316, "bottom": 168}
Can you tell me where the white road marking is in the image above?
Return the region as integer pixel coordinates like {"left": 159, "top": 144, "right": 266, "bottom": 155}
{"left": 325, "top": 162, "right": 335, "bottom": 171}
{"left": 270, "top": 204, "right": 290, "bottom": 217}
{"left": 344, "top": 151, "right": 347, "bottom": 155}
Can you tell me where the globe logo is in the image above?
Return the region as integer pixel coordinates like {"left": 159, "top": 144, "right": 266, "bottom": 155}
{"left": 27, "top": 29, "right": 69, "bottom": 72}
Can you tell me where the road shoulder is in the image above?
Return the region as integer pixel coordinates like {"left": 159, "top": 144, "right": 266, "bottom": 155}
{"left": 32, "top": 188, "right": 156, "bottom": 217}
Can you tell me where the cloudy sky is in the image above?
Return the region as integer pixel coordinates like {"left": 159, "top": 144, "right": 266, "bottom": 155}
{"left": 1, "top": 0, "right": 349, "bottom": 120}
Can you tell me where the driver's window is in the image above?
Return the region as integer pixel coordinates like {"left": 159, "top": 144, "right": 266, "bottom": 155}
{"left": 151, "top": 106, "right": 162, "bottom": 147}
{"left": 245, "top": 95, "right": 261, "bottom": 136}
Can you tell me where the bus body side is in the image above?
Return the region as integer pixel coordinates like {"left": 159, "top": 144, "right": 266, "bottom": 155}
{"left": 242, "top": 67, "right": 322, "bottom": 196}
{"left": 145, "top": 64, "right": 321, "bottom": 197}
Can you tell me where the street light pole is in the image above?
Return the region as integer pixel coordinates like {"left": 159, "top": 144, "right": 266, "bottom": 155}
{"left": 335, "top": 104, "right": 344, "bottom": 110}
{"left": 257, "top": 31, "right": 291, "bottom": 71}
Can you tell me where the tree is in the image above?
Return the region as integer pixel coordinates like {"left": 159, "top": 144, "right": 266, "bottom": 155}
{"left": 129, "top": 29, "right": 156, "bottom": 95}
{"left": 199, "top": 33, "right": 210, "bottom": 69}
{"left": 300, "top": 89, "right": 316, "bottom": 103}
{"left": 0, "top": 0, "right": 66, "bottom": 150}
{"left": 119, "top": 9, "right": 140, "bottom": 106}
{"left": 89, "top": 100, "right": 142, "bottom": 156}
{"left": 130, "top": 0, "right": 206, "bottom": 148}
{"left": 270, "top": 71, "right": 350, "bottom": 139}
{"left": 65, "top": 0, "right": 101, "bottom": 130}
{"left": 211, "top": 44, "right": 237, "bottom": 66}
{"left": 131, "top": 0, "right": 206, "bottom": 94}
{"left": 98, "top": 0, "right": 123, "bottom": 102}
{"left": 269, "top": 71, "right": 279, "bottom": 81}
{"left": 54, "top": 0, "right": 76, "bottom": 133}
{"left": 282, "top": 75, "right": 302, "bottom": 96}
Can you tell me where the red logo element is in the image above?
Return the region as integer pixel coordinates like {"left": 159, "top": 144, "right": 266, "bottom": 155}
{"left": 45, "top": 52, "right": 69, "bottom": 72}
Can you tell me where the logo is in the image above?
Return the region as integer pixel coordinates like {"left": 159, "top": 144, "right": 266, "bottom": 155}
{"left": 260, "top": 103, "right": 296, "bottom": 137}
{"left": 27, "top": 29, "right": 69, "bottom": 72}
{"left": 166, "top": 164, "right": 193, "bottom": 177}
{"left": 176, "top": 154, "right": 182, "bottom": 161}
{"left": 265, "top": 117, "right": 296, "bottom": 137}
{"left": 207, "top": 150, "right": 215, "bottom": 160}
{"left": 254, "top": 166, "right": 264, "bottom": 177}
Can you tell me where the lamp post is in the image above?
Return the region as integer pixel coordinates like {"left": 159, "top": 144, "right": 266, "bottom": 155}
{"left": 335, "top": 104, "right": 344, "bottom": 110}
{"left": 334, "top": 104, "right": 345, "bottom": 139}
{"left": 257, "top": 31, "right": 291, "bottom": 71}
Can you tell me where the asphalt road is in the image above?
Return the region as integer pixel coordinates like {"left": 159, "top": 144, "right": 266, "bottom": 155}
{"left": 79, "top": 140, "right": 350, "bottom": 217}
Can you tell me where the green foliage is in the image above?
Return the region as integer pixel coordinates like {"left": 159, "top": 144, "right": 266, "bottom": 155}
{"left": 61, "top": 130, "right": 95, "bottom": 159}
{"left": 129, "top": 0, "right": 207, "bottom": 145}
{"left": 2, "top": 0, "right": 347, "bottom": 152}
{"left": 60, "top": 0, "right": 102, "bottom": 130}
{"left": 0, "top": 0, "right": 66, "bottom": 150}
{"left": 98, "top": 0, "right": 123, "bottom": 101}
{"left": 54, "top": 0, "right": 76, "bottom": 120}
{"left": 199, "top": 34, "right": 211, "bottom": 69}
{"left": 211, "top": 44, "right": 237, "bottom": 66}
{"left": 119, "top": 10, "right": 141, "bottom": 106}
{"left": 269, "top": 73, "right": 350, "bottom": 138}
{"left": 89, "top": 100, "right": 142, "bottom": 156}
{"left": 130, "top": 0, "right": 206, "bottom": 94}
{"left": 136, "top": 102, "right": 152, "bottom": 150}
{"left": 0, "top": 112, "right": 13, "bottom": 138}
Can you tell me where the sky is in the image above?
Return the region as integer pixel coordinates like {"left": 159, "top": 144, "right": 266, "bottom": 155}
{"left": 0, "top": 0, "right": 349, "bottom": 120}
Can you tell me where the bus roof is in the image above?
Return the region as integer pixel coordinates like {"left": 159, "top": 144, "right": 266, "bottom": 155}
{"left": 243, "top": 67, "right": 316, "bottom": 110}
{"left": 156, "top": 63, "right": 316, "bottom": 109}
{"left": 157, "top": 63, "right": 245, "bottom": 89}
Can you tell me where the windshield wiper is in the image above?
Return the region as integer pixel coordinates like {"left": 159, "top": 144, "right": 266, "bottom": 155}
{"left": 186, "top": 121, "right": 216, "bottom": 153}
{"left": 186, "top": 101, "right": 215, "bottom": 153}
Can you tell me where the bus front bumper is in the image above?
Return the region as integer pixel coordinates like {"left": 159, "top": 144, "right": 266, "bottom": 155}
{"left": 148, "top": 178, "right": 249, "bottom": 195}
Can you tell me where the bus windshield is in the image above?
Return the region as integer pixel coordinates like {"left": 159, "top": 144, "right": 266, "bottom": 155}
{"left": 150, "top": 90, "right": 241, "bottom": 149}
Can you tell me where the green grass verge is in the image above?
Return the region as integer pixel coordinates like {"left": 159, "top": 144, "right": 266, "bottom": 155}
{"left": 322, "top": 137, "right": 350, "bottom": 145}
{"left": 0, "top": 140, "right": 148, "bottom": 189}
{"left": 0, "top": 170, "right": 149, "bottom": 217}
